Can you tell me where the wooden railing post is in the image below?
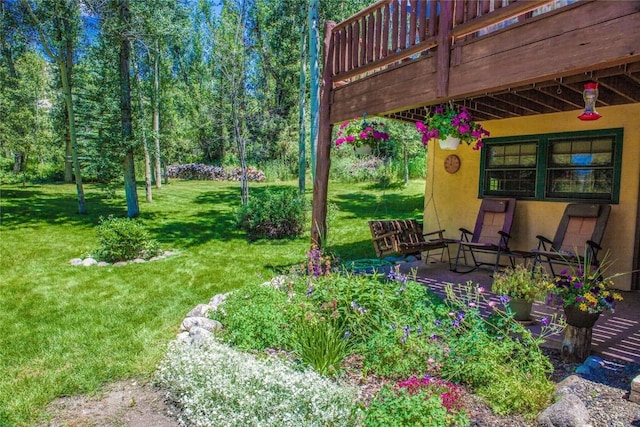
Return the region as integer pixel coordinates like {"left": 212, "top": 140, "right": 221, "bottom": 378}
{"left": 436, "top": 0, "right": 453, "bottom": 98}
{"left": 311, "top": 21, "right": 336, "bottom": 248}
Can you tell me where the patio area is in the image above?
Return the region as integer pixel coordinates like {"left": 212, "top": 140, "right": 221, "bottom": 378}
{"left": 394, "top": 260, "right": 640, "bottom": 364}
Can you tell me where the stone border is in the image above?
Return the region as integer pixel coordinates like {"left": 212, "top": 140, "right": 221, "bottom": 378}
{"left": 69, "top": 251, "right": 178, "bottom": 267}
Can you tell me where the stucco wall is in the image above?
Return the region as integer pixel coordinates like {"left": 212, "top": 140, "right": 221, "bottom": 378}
{"left": 422, "top": 104, "right": 640, "bottom": 290}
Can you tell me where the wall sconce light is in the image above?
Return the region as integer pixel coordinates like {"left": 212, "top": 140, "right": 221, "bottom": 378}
{"left": 578, "top": 82, "right": 602, "bottom": 121}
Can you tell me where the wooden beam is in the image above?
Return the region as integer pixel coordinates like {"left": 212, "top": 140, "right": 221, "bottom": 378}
{"left": 451, "top": 0, "right": 553, "bottom": 38}
{"left": 449, "top": 2, "right": 640, "bottom": 99}
{"left": 311, "top": 21, "right": 336, "bottom": 248}
{"left": 436, "top": 1, "right": 453, "bottom": 97}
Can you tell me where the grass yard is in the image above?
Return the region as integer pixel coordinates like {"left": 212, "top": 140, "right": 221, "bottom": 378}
{"left": 0, "top": 179, "right": 425, "bottom": 426}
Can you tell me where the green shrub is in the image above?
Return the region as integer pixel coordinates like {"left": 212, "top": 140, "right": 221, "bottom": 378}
{"left": 94, "top": 216, "right": 160, "bottom": 262}
{"left": 365, "top": 378, "right": 469, "bottom": 427}
{"left": 236, "top": 187, "right": 306, "bottom": 240}
{"left": 211, "top": 282, "right": 303, "bottom": 351}
{"left": 437, "top": 282, "right": 561, "bottom": 417}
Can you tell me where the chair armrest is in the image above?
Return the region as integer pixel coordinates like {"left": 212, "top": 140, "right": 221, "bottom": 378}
{"left": 459, "top": 227, "right": 473, "bottom": 236}
{"left": 423, "top": 229, "right": 445, "bottom": 239}
{"left": 586, "top": 240, "right": 602, "bottom": 251}
{"left": 498, "top": 230, "right": 512, "bottom": 239}
{"left": 536, "top": 235, "right": 552, "bottom": 244}
{"left": 371, "top": 231, "right": 398, "bottom": 242}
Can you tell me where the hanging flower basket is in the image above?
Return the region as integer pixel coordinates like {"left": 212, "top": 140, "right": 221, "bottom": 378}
{"left": 415, "top": 104, "right": 489, "bottom": 150}
{"left": 334, "top": 115, "right": 390, "bottom": 153}
{"left": 354, "top": 144, "right": 373, "bottom": 156}
{"left": 438, "top": 135, "right": 461, "bottom": 150}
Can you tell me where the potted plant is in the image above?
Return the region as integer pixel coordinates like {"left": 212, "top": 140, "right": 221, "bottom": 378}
{"left": 415, "top": 104, "right": 489, "bottom": 150}
{"left": 546, "top": 252, "right": 624, "bottom": 327}
{"left": 545, "top": 251, "right": 625, "bottom": 362}
{"left": 492, "top": 264, "right": 550, "bottom": 322}
{"left": 334, "top": 115, "right": 390, "bottom": 155}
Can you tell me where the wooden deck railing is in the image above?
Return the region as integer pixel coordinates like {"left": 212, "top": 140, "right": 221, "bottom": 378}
{"left": 329, "top": 0, "right": 562, "bottom": 83}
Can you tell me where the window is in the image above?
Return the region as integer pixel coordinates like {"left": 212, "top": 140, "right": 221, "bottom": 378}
{"left": 479, "top": 128, "right": 623, "bottom": 203}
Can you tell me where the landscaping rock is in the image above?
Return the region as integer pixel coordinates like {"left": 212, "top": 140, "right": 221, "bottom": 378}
{"left": 82, "top": 257, "right": 98, "bottom": 266}
{"left": 630, "top": 375, "right": 640, "bottom": 403}
{"left": 188, "top": 326, "right": 213, "bottom": 344}
{"left": 186, "top": 304, "right": 212, "bottom": 318}
{"left": 209, "top": 293, "right": 228, "bottom": 311}
{"left": 70, "top": 258, "right": 83, "bottom": 265}
{"left": 537, "top": 393, "right": 591, "bottom": 427}
{"left": 176, "top": 332, "right": 190, "bottom": 343}
{"left": 113, "top": 261, "right": 128, "bottom": 267}
{"left": 180, "top": 316, "right": 222, "bottom": 333}
{"left": 97, "top": 261, "right": 110, "bottom": 267}
{"left": 132, "top": 258, "right": 146, "bottom": 263}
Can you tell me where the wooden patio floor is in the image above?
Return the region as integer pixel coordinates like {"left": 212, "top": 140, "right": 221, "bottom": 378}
{"left": 393, "top": 260, "right": 640, "bottom": 364}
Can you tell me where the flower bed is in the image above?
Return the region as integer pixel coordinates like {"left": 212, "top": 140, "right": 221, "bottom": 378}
{"left": 157, "top": 251, "right": 565, "bottom": 426}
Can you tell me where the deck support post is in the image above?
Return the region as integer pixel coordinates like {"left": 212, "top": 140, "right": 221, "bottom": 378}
{"left": 311, "top": 21, "right": 336, "bottom": 248}
{"left": 436, "top": 1, "right": 453, "bottom": 98}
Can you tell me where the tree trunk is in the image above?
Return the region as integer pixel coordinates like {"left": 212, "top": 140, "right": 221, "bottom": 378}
{"left": 297, "top": 11, "right": 307, "bottom": 194}
{"left": 308, "top": 0, "right": 319, "bottom": 182}
{"left": 119, "top": 0, "right": 139, "bottom": 217}
{"left": 404, "top": 145, "right": 409, "bottom": 185}
{"left": 153, "top": 38, "right": 162, "bottom": 189}
{"left": 64, "top": 114, "right": 73, "bottom": 182}
{"left": 60, "top": 61, "right": 86, "bottom": 214}
{"left": 132, "top": 45, "right": 152, "bottom": 203}
{"left": 562, "top": 325, "right": 593, "bottom": 363}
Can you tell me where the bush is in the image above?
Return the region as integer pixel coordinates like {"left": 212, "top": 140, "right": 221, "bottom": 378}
{"left": 236, "top": 187, "right": 306, "bottom": 240}
{"left": 437, "top": 282, "right": 561, "bottom": 417}
{"left": 94, "top": 216, "right": 160, "bottom": 262}
{"left": 156, "top": 337, "right": 360, "bottom": 427}
{"left": 365, "top": 377, "right": 469, "bottom": 427}
{"left": 166, "top": 163, "right": 266, "bottom": 182}
{"left": 210, "top": 282, "right": 304, "bottom": 351}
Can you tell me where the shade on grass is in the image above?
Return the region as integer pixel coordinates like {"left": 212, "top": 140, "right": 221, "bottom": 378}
{"left": 0, "top": 179, "right": 424, "bottom": 426}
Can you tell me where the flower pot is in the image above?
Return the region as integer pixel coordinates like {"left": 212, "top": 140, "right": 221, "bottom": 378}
{"left": 564, "top": 305, "right": 601, "bottom": 328}
{"left": 438, "top": 136, "right": 461, "bottom": 150}
{"left": 508, "top": 299, "right": 533, "bottom": 322}
{"left": 354, "top": 144, "right": 372, "bottom": 156}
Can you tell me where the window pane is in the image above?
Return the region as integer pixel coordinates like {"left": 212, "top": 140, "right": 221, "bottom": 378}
{"left": 487, "top": 142, "right": 537, "bottom": 167}
{"left": 485, "top": 170, "right": 536, "bottom": 196}
{"left": 547, "top": 169, "right": 613, "bottom": 197}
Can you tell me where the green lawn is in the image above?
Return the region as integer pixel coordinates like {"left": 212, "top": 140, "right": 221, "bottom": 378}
{"left": 0, "top": 179, "right": 424, "bottom": 426}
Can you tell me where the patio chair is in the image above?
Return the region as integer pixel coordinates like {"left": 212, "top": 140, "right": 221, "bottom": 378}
{"left": 451, "top": 198, "right": 517, "bottom": 273}
{"left": 368, "top": 219, "right": 451, "bottom": 263}
{"left": 531, "top": 203, "right": 611, "bottom": 277}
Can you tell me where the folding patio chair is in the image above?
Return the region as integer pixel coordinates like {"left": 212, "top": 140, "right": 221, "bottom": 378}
{"left": 451, "top": 198, "right": 517, "bottom": 273}
{"left": 531, "top": 203, "right": 611, "bottom": 277}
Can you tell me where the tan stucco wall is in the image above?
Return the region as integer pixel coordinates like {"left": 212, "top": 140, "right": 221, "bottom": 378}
{"left": 422, "top": 103, "right": 640, "bottom": 290}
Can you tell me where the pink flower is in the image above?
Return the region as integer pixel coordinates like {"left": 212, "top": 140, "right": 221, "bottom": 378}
{"left": 335, "top": 137, "right": 346, "bottom": 146}
{"left": 359, "top": 131, "right": 368, "bottom": 139}
{"left": 346, "top": 135, "right": 355, "bottom": 142}
{"left": 340, "top": 121, "right": 349, "bottom": 129}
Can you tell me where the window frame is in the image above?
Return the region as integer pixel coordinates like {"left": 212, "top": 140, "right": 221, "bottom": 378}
{"left": 479, "top": 128, "right": 623, "bottom": 203}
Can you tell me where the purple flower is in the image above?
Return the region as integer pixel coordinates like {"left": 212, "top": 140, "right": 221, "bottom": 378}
{"left": 540, "top": 317, "right": 550, "bottom": 326}
{"left": 500, "top": 295, "right": 511, "bottom": 305}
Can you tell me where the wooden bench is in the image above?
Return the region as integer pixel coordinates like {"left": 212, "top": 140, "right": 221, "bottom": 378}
{"left": 368, "top": 219, "right": 451, "bottom": 263}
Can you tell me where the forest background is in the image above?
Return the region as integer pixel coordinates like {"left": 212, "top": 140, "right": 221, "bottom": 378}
{"left": 0, "top": 0, "right": 425, "bottom": 216}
